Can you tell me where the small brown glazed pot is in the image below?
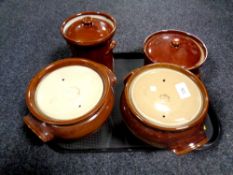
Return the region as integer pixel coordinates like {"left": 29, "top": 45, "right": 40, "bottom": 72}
{"left": 24, "top": 58, "right": 116, "bottom": 142}
{"left": 61, "top": 11, "right": 117, "bottom": 70}
{"left": 144, "top": 30, "right": 208, "bottom": 76}
{"left": 121, "top": 63, "right": 209, "bottom": 155}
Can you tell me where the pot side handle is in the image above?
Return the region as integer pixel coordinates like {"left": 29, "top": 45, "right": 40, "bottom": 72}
{"left": 24, "top": 114, "right": 54, "bottom": 142}
{"left": 105, "top": 67, "right": 117, "bottom": 86}
{"left": 169, "top": 126, "right": 208, "bottom": 155}
{"left": 123, "top": 68, "right": 140, "bottom": 85}
{"left": 105, "top": 40, "right": 117, "bottom": 55}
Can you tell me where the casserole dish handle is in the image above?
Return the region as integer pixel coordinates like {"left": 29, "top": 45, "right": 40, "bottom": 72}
{"left": 24, "top": 114, "right": 54, "bottom": 142}
{"left": 170, "top": 126, "right": 208, "bottom": 155}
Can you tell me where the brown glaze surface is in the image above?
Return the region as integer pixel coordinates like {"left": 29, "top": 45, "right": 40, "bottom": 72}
{"left": 24, "top": 58, "right": 116, "bottom": 142}
{"left": 144, "top": 30, "right": 208, "bottom": 74}
{"left": 67, "top": 40, "right": 116, "bottom": 70}
{"left": 61, "top": 12, "right": 116, "bottom": 70}
{"left": 121, "top": 63, "right": 209, "bottom": 155}
{"left": 65, "top": 17, "right": 114, "bottom": 43}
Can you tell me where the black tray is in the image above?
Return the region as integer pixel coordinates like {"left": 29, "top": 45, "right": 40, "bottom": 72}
{"left": 49, "top": 56, "right": 221, "bottom": 152}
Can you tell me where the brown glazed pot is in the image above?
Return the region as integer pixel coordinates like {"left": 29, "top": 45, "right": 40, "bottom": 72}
{"left": 24, "top": 58, "right": 116, "bottom": 142}
{"left": 144, "top": 30, "right": 208, "bottom": 75}
{"left": 60, "top": 12, "right": 117, "bottom": 71}
{"left": 121, "top": 63, "right": 209, "bottom": 155}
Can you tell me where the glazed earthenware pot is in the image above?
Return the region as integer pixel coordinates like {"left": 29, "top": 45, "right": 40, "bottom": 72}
{"left": 24, "top": 58, "right": 116, "bottom": 142}
{"left": 61, "top": 12, "right": 116, "bottom": 70}
{"left": 144, "top": 30, "right": 208, "bottom": 75}
{"left": 121, "top": 63, "right": 209, "bottom": 155}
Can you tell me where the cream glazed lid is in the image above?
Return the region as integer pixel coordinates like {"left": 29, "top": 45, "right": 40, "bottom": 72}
{"left": 35, "top": 65, "right": 104, "bottom": 121}
{"left": 128, "top": 64, "right": 206, "bottom": 129}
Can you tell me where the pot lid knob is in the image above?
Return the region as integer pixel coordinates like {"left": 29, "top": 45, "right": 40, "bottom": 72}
{"left": 82, "top": 16, "right": 93, "bottom": 26}
{"left": 171, "top": 38, "right": 180, "bottom": 48}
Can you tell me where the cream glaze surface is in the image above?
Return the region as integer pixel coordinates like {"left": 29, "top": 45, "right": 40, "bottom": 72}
{"left": 129, "top": 68, "right": 203, "bottom": 128}
{"left": 35, "top": 65, "right": 103, "bottom": 120}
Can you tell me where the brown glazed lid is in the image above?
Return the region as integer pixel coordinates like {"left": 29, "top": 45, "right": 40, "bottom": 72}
{"left": 125, "top": 63, "right": 209, "bottom": 130}
{"left": 61, "top": 12, "right": 116, "bottom": 46}
{"left": 144, "top": 30, "right": 207, "bottom": 70}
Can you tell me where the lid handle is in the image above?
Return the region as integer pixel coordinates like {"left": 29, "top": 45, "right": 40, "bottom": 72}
{"left": 171, "top": 38, "right": 180, "bottom": 48}
{"left": 82, "top": 16, "right": 93, "bottom": 26}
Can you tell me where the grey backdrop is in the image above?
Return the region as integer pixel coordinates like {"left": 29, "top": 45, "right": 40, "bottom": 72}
{"left": 0, "top": 0, "right": 233, "bottom": 174}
